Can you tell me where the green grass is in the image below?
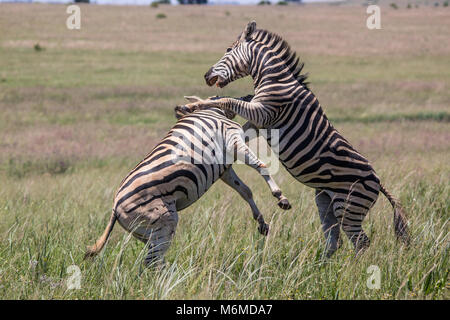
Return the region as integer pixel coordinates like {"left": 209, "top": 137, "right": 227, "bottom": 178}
{"left": 0, "top": 4, "right": 449, "bottom": 299}
{"left": 0, "top": 161, "right": 448, "bottom": 299}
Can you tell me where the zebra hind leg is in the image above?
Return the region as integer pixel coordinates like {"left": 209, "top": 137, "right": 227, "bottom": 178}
{"left": 333, "top": 201, "right": 370, "bottom": 256}
{"left": 220, "top": 166, "right": 269, "bottom": 235}
{"left": 136, "top": 200, "right": 179, "bottom": 268}
{"left": 315, "top": 190, "right": 341, "bottom": 258}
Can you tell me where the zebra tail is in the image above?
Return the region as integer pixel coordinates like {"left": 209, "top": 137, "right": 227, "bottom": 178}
{"left": 380, "top": 184, "right": 411, "bottom": 246}
{"left": 84, "top": 210, "right": 117, "bottom": 260}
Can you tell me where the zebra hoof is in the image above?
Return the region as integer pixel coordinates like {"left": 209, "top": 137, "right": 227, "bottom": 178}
{"left": 277, "top": 198, "right": 291, "bottom": 210}
{"left": 258, "top": 223, "right": 269, "bottom": 236}
{"left": 325, "top": 249, "right": 337, "bottom": 259}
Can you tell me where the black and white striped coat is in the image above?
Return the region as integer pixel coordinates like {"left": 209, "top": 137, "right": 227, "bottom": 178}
{"left": 85, "top": 104, "right": 290, "bottom": 266}
{"left": 179, "top": 22, "right": 410, "bottom": 257}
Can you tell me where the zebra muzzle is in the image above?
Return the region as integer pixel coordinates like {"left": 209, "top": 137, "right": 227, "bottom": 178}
{"left": 205, "top": 74, "right": 219, "bottom": 87}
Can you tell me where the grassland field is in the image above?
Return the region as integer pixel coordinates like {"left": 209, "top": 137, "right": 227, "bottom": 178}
{"left": 0, "top": 2, "right": 449, "bottom": 299}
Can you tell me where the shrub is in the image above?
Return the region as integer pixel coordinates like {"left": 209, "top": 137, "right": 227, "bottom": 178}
{"left": 277, "top": 1, "right": 288, "bottom": 5}
{"left": 390, "top": 3, "right": 398, "bottom": 9}
{"left": 258, "top": 0, "right": 271, "bottom": 5}
{"left": 151, "top": 0, "right": 170, "bottom": 6}
{"left": 5, "top": 158, "right": 72, "bottom": 178}
{"left": 34, "top": 43, "right": 44, "bottom": 52}
{"left": 156, "top": 13, "right": 167, "bottom": 19}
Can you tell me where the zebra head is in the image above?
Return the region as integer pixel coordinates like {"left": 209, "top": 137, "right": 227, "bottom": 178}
{"left": 204, "top": 21, "right": 257, "bottom": 88}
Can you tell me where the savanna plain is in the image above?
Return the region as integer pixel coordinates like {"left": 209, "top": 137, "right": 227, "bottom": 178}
{"left": 0, "top": 2, "right": 449, "bottom": 299}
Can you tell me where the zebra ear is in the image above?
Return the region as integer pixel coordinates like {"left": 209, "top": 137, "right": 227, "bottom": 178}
{"left": 242, "top": 21, "right": 256, "bottom": 41}
{"left": 184, "top": 96, "right": 203, "bottom": 103}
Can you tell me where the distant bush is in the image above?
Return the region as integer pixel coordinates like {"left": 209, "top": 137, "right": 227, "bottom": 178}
{"left": 390, "top": 3, "right": 398, "bottom": 9}
{"left": 444, "top": 1, "right": 449, "bottom": 6}
{"left": 277, "top": 1, "right": 288, "bottom": 5}
{"left": 156, "top": 13, "right": 167, "bottom": 19}
{"left": 5, "top": 158, "right": 72, "bottom": 178}
{"left": 258, "top": 0, "right": 271, "bottom": 5}
{"left": 34, "top": 43, "right": 44, "bottom": 52}
{"left": 74, "top": 0, "right": 90, "bottom": 3}
{"left": 151, "top": 0, "right": 170, "bottom": 6}
{"left": 407, "top": 3, "right": 411, "bottom": 8}
{"left": 225, "top": 10, "right": 231, "bottom": 16}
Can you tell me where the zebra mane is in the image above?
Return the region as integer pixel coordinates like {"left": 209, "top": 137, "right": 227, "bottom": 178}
{"left": 250, "top": 29, "right": 309, "bottom": 89}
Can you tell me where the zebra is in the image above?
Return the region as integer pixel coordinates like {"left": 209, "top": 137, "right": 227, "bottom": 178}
{"left": 177, "top": 21, "right": 410, "bottom": 257}
{"left": 84, "top": 97, "right": 291, "bottom": 266}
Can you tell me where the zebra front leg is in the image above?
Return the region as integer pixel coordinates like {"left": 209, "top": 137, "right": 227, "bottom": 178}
{"left": 228, "top": 133, "right": 292, "bottom": 211}
{"left": 221, "top": 166, "right": 269, "bottom": 236}
{"left": 256, "top": 166, "right": 292, "bottom": 210}
{"left": 238, "top": 122, "right": 292, "bottom": 208}
{"left": 178, "top": 97, "right": 277, "bottom": 128}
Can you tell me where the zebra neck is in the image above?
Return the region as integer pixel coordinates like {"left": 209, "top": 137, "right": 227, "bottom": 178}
{"left": 270, "top": 88, "right": 325, "bottom": 130}
{"left": 252, "top": 79, "right": 307, "bottom": 107}
{"left": 250, "top": 61, "right": 307, "bottom": 107}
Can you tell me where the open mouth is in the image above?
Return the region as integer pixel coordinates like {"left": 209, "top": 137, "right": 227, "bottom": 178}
{"left": 206, "top": 75, "right": 228, "bottom": 88}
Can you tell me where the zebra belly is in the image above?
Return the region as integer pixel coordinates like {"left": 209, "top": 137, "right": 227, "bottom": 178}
{"left": 175, "top": 194, "right": 201, "bottom": 211}
{"left": 274, "top": 132, "right": 381, "bottom": 207}
{"left": 175, "top": 164, "right": 232, "bottom": 211}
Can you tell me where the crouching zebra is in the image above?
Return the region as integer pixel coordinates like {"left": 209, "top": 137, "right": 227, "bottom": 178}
{"left": 84, "top": 98, "right": 291, "bottom": 266}
{"left": 178, "top": 21, "right": 410, "bottom": 258}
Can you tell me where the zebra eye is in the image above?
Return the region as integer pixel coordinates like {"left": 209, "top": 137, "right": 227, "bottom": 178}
{"left": 226, "top": 47, "right": 232, "bottom": 53}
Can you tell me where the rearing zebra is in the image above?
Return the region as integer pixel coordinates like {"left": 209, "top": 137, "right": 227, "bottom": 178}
{"left": 178, "top": 21, "right": 410, "bottom": 257}
{"left": 84, "top": 98, "right": 291, "bottom": 266}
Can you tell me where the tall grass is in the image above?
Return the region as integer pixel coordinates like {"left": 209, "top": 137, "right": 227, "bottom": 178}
{"left": 0, "top": 162, "right": 448, "bottom": 299}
